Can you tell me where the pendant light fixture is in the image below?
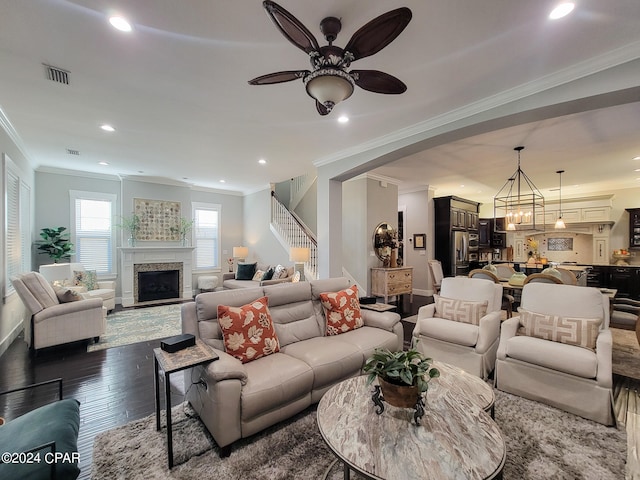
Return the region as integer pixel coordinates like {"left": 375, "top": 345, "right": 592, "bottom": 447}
{"left": 494, "top": 146, "right": 545, "bottom": 232}
{"left": 554, "top": 170, "right": 566, "bottom": 229}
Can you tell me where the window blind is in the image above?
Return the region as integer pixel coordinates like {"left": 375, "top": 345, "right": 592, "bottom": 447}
{"left": 194, "top": 206, "right": 219, "bottom": 269}
{"left": 5, "top": 169, "right": 20, "bottom": 293}
{"left": 74, "top": 198, "right": 113, "bottom": 273}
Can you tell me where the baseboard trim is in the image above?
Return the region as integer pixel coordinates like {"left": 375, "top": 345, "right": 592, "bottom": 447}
{"left": 0, "top": 323, "right": 23, "bottom": 358}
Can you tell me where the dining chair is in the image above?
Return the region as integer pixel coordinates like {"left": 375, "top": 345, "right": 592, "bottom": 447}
{"left": 428, "top": 259, "right": 444, "bottom": 294}
{"left": 468, "top": 269, "right": 513, "bottom": 318}
{"left": 555, "top": 268, "right": 578, "bottom": 285}
{"left": 494, "top": 264, "right": 516, "bottom": 282}
{"left": 523, "top": 273, "right": 563, "bottom": 285}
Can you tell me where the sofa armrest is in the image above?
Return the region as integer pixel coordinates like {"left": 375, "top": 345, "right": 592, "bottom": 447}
{"left": 596, "top": 329, "right": 613, "bottom": 388}
{"left": 417, "top": 303, "right": 436, "bottom": 320}
{"left": 496, "top": 316, "right": 520, "bottom": 360}
{"left": 475, "top": 311, "right": 501, "bottom": 354}
{"left": 201, "top": 348, "right": 248, "bottom": 385}
{"left": 181, "top": 302, "right": 199, "bottom": 338}
{"left": 361, "top": 309, "right": 401, "bottom": 332}
{"left": 96, "top": 280, "right": 116, "bottom": 290}
{"left": 222, "top": 272, "right": 236, "bottom": 281}
{"left": 32, "top": 298, "right": 104, "bottom": 323}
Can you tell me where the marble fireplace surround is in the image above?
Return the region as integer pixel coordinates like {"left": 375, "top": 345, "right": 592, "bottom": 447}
{"left": 120, "top": 247, "right": 195, "bottom": 307}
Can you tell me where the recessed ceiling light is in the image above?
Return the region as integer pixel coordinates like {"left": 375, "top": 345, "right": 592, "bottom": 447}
{"left": 635, "top": 168, "right": 640, "bottom": 172}
{"left": 100, "top": 124, "right": 115, "bottom": 132}
{"left": 337, "top": 116, "right": 349, "bottom": 124}
{"left": 258, "top": 159, "right": 266, "bottom": 164}
{"left": 98, "top": 161, "right": 109, "bottom": 166}
{"left": 460, "top": 184, "right": 465, "bottom": 188}
{"left": 634, "top": 156, "right": 640, "bottom": 160}
{"left": 549, "top": 3, "right": 575, "bottom": 19}
{"left": 109, "top": 16, "right": 132, "bottom": 32}
{"left": 220, "top": 179, "right": 226, "bottom": 183}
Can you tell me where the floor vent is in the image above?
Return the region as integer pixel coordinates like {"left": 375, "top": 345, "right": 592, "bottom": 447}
{"left": 44, "top": 64, "right": 70, "bottom": 85}
{"left": 66, "top": 148, "right": 80, "bottom": 156}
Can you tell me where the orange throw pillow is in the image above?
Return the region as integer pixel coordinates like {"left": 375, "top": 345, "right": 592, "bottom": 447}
{"left": 320, "top": 286, "right": 364, "bottom": 336}
{"left": 217, "top": 296, "right": 280, "bottom": 363}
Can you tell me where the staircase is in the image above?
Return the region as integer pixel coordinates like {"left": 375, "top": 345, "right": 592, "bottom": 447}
{"left": 271, "top": 191, "right": 317, "bottom": 280}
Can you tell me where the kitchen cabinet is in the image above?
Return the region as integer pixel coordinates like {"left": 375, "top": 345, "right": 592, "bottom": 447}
{"left": 627, "top": 208, "right": 640, "bottom": 250}
{"left": 478, "top": 219, "right": 491, "bottom": 248}
{"left": 466, "top": 212, "right": 478, "bottom": 230}
{"left": 434, "top": 196, "right": 480, "bottom": 277}
{"left": 606, "top": 267, "right": 638, "bottom": 299}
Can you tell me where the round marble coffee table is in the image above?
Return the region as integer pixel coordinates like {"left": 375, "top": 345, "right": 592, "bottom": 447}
{"left": 317, "top": 368, "right": 505, "bottom": 480}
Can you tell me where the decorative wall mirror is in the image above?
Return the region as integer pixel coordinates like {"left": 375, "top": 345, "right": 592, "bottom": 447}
{"left": 373, "top": 222, "right": 397, "bottom": 263}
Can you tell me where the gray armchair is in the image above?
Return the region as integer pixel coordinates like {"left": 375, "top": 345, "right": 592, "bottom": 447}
{"left": 11, "top": 272, "right": 105, "bottom": 351}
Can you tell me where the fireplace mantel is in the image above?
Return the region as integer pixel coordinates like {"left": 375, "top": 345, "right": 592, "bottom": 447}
{"left": 119, "top": 246, "right": 196, "bottom": 307}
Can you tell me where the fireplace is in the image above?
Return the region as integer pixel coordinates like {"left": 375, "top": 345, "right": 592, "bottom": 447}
{"left": 137, "top": 270, "right": 179, "bottom": 302}
{"left": 133, "top": 261, "right": 183, "bottom": 304}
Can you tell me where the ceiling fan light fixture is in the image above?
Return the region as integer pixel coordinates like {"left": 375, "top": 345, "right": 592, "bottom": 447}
{"left": 304, "top": 68, "right": 354, "bottom": 112}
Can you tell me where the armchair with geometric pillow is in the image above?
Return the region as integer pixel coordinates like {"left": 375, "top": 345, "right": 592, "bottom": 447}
{"left": 495, "top": 282, "right": 614, "bottom": 425}
{"left": 411, "top": 276, "right": 503, "bottom": 380}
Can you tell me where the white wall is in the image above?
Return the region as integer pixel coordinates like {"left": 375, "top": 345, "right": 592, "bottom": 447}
{"left": 399, "top": 189, "right": 431, "bottom": 295}
{"left": 243, "top": 188, "right": 290, "bottom": 268}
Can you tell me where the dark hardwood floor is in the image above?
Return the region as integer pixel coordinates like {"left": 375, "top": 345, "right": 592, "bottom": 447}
{"left": 0, "top": 294, "right": 430, "bottom": 479}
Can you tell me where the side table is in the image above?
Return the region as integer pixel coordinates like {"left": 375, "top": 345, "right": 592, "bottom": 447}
{"left": 153, "top": 339, "right": 218, "bottom": 468}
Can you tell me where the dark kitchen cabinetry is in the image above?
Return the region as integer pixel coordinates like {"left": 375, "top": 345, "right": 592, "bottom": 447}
{"left": 627, "top": 208, "right": 640, "bottom": 250}
{"left": 479, "top": 218, "right": 506, "bottom": 249}
{"left": 589, "top": 265, "right": 640, "bottom": 299}
{"left": 434, "top": 196, "right": 480, "bottom": 277}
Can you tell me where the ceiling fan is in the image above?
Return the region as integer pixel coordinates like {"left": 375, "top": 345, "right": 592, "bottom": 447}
{"left": 248, "top": 1, "right": 412, "bottom": 115}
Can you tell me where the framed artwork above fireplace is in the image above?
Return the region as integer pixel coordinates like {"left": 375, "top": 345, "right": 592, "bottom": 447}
{"left": 134, "top": 198, "right": 181, "bottom": 241}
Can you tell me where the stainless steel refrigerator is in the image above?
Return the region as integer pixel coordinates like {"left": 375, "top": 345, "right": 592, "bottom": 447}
{"left": 453, "top": 230, "right": 470, "bottom": 276}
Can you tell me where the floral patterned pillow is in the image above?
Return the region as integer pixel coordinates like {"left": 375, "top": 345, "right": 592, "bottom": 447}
{"left": 217, "top": 296, "right": 280, "bottom": 363}
{"left": 73, "top": 270, "right": 98, "bottom": 291}
{"left": 320, "top": 286, "right": 364, "bottom": 336}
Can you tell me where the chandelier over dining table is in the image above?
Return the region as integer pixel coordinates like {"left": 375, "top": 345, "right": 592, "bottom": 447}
{"left": 493, "top": 146, "right": 545, "bottom": 232}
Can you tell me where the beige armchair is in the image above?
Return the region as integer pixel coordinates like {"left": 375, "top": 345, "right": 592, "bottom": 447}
{"left": 412, "top": 277, "right": 503, "bottom": 379}
{"left": 11, "top": 272, "right": 105, "bottom": 351}
{"left": 495, "top": 282, "right": 614, "bottom": 425}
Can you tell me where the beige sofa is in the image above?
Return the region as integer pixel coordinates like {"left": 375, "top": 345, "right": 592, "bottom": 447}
{"left": 181, "top": 277, "right": 403, "bottom": 455}
{"left": 222, "top": 263, "right": 295, "bottom": 289}
{"left": 11, "top": 272, "right": 105, "bottom": 351}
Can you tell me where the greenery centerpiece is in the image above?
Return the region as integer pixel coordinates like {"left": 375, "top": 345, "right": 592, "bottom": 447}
{"left": 36, "top": 227, "right": 74, "bottom": 263}
{"left": 364, "top": 348, "right": 440, "bottom": 414}
{"left": 116, "top": 213, "right": 141, "bottom": 247}
{"left": 170, "top": 217, "right": 194, "bottom": 246}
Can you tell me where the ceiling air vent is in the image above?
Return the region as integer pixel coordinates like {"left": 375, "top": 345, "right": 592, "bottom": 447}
{"left": 44, "top": 64, "right": 70, "bottom": 85}
{"left": 66, "top": 148, "right": 80, "bottom": 156}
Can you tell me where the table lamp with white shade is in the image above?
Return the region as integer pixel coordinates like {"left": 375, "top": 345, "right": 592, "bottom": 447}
{"left": 232, "top": 246, "right": 249, "bottom": 263}
{"left": 290, "top": 247, "right": 310, "bottom": 281}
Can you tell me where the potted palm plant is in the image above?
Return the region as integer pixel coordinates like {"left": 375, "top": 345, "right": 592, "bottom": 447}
{"left": 363, "top": 348, "right": 440, "bottom": 408}
{"left": 36, "top": 227, "right": 74, "bottom": 263}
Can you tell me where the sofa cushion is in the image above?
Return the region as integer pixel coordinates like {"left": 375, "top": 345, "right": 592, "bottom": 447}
{"left": 252, "top": 269, "right": 265, "bottom": 281}
{"left": 273, "top": 264, "right": 287, "bottom": 279}
{"left": 518, "top": 308, "right": 602, "bottom": 351}
{"left": 281, "top": 337, "right": 362, "bottom": 390}
{"left": 218, "top": 296, "right": 280, "bottom": 363}
{"left": 330, "top": 326, "right": 401, "bottom": 359}
{"left": 320, "top": 286, "right": 364, "bottom": 336}
{"left": 0, "top": 399, "right": 80, "bottom": 480}
{"left": 416, "top": 317, "right": 479, "bottom": 347}
{"left": 505, "top": 335, "right": 598, "bottom": 378}
{"left": 73, "top": 269, "right": 97, "bottom": 291}
{"left": 236, "top": 262, "right": 257, "bottom": 281}
{"left": 240, "top": 352, "right": 313, "bottom": 420}
{"left": 433, "top": 294, "right": 488, "bottom": 326}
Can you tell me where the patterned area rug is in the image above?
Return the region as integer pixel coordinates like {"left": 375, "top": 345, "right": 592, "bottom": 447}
{"left": 91, "top": 390, "right": 627, "bottom": 480}
{"left": 88, "top": 304, "right": 182, "bottom": 352}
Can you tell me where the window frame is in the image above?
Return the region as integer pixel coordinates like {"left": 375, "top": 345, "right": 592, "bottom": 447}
{"left": 69, "top": 190, "right": 117, "bottom": 278}
{"left": 192, "top": 201, "right": 221, "bottom": 272}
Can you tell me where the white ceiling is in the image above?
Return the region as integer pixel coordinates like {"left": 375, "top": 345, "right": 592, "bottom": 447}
{"left": 1, "top": 0, "right": 639, "bottom": 201}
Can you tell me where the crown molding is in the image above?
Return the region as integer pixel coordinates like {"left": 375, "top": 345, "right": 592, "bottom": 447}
{"left": 0, "top": 106, "right": 33, "bottom": 168}
{"left": 37, "top": 165, "right": 121, "bottom": 181}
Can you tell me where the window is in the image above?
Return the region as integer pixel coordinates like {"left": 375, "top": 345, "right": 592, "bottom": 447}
{"left": 4, "top": 154, "right": 30, "bottom": 297}
{"left": 192, "top": 202, "right": 220, "bottom": 270}
{"left": 70, "top": 191, "right": 116, "bottom": 275}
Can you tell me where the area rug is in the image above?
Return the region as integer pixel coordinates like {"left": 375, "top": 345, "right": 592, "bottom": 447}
{"left": 612, "top": 327, "right": 640, "bottom": 380}
{"left": 91, "top": 390, "right": 627, "bottom": 480}
{"left": 87, "top": 304, "right": 182, "bottom": 352}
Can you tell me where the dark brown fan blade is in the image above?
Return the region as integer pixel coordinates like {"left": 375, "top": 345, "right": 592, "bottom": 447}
{"left": 263, "top": 1, "right": 320, "bottom": 54}
{"left": 248, "top": 70, "right": 309, "bottom": 85}
{"left": 344, "top": 8, "right": 412, "bottom": 61}
{"left": 315, "top": 101, "right": 330, "bottom": 116}
{"left": 351, "top": 70, "right": 407, "bottom": 94}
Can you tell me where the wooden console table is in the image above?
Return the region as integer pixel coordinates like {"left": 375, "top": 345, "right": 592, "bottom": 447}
{"left": 371, "top": 267, "right": 413, "bottom": 304}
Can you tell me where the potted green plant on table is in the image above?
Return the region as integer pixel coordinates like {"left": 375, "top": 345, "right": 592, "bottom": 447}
{"left": 36, "top": 227, "right": 74, "bottom": 263}
{"left": 363, "top": 348, "right": 440, "bottom": 424}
